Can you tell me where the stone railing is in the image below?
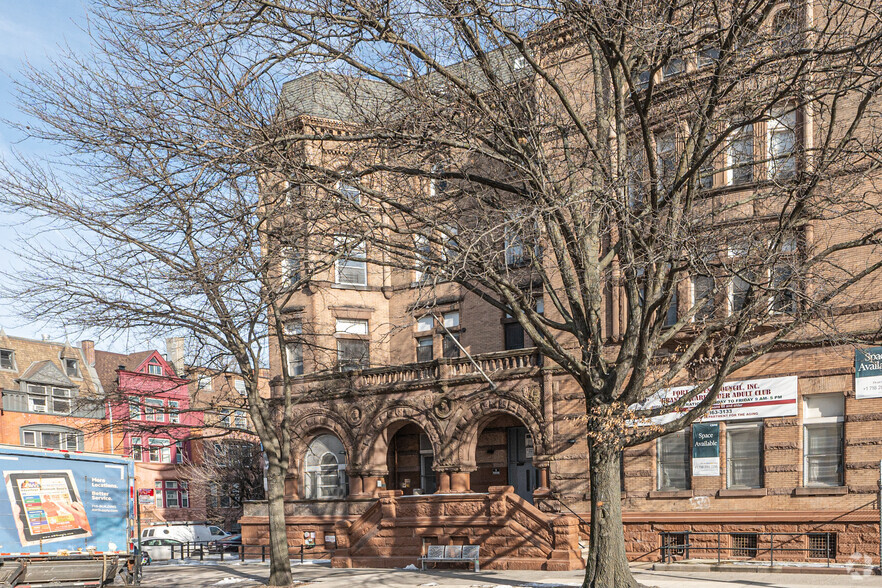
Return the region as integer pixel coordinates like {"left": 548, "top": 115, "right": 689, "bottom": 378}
{"left": 293, "top": 348, "right": 543, "bottom": 392}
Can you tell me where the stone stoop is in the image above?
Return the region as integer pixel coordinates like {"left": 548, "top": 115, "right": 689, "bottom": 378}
{"left": 330, "top": 486, "right": 584, "bottom": 571}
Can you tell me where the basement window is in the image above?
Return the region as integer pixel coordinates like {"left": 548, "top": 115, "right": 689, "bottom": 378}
{"left": 731, "top": 533, "right": 758, "bottom": 558}
{"left": 808, "top": 533, "right": 836, "bottom": 559}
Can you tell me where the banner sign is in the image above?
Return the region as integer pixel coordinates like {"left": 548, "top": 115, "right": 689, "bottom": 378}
{"left": 855, "top": 347, "right": 882, "bottom": 399}
{"left": 692, "top": 423, "right": 720, "bottom": 476}
{"left": 632, "top": 376, "right": 798, "bottom": 425}
{"left": 137, "top": 489, "right": 154, "bottom": 505}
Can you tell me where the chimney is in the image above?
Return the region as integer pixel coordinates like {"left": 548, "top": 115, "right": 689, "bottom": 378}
{"left": 166, "top": 337, "right": 186, "bottom": 375}
{"left": 80, "top": 340, "right": 95, "bottom": 367}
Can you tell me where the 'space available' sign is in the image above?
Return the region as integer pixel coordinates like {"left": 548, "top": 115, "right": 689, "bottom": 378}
{"left": 632, "top": 376, "right": 798, "bottom": 425}
{"left": 855, "top": 347, "right": 882, "bottom": 399}
{"left": 692, "top": 423, "right": 720, "bottom": 477}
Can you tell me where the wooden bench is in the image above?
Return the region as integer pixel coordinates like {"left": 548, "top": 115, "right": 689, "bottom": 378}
{"left": 419, "top": 545, "right": 480, "bottom": 572}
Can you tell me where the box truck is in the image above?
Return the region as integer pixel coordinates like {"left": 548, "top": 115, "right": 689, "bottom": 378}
{"left": 0, "top": 445, "right": 136, "bottom": 586}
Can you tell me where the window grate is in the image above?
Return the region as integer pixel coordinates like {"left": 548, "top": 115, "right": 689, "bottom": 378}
{"left": 731, "top": 533, "right": 758, "bottom": 558}
{"left": 661, "top": 532, "right": 688, "bottom": 557}
{"left": 808, "top": 533, "right": 836, "bottom": 559}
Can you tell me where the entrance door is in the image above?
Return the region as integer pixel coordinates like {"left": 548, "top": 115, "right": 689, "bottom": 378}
{"left": 507, "top": 427, "right": 538, "bottom": 503}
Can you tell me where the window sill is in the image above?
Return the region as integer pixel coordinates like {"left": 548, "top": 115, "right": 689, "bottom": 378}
{"left": 794, "top": 486, "right": 847, "bottom": 496}
{"left": 718, "top": 488, "right": 767, "bottom": 498}
{"left": 331, "top": 283, "right": 370, "bottom": 291}
{"left": 648, "top": 490, "right": 693, "bottom": 499}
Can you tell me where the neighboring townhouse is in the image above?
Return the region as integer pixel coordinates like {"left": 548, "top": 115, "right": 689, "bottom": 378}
{"left": 0, "top": 332, "right": 110, "bottom": 453}
{"left": 184, "top": 358, "right": 270, "bottom": 531}
{"left": 95, "top": 346, "right": 201, "bottom": 523}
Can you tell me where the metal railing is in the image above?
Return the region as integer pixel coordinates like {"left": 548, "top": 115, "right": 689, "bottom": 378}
{"left": 659, "top": 531, "right": 838, "bottom": 566}
{"left": 150, "top": 541, "right": 267, "bottom": 562}
{"left": 298, "top": 543, "right": 335, "bottom": 564}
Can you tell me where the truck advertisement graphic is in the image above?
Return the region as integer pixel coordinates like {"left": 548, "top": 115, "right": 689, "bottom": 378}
{"left": 0, "top": 445, "right": 133, "bottom": 555}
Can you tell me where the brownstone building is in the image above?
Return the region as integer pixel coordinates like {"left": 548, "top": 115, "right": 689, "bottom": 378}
{"left": 238, "top": 2, "right": 882, "bottom": 572}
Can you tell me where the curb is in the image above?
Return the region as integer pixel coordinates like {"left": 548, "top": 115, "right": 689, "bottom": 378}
{"left": 652, "top": 562, "right": 879, "bottom": 575}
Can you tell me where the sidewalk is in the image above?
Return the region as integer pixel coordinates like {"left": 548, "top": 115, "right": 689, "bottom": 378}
{"left": 141, "top": 561, "right": 882, "bottom": 587}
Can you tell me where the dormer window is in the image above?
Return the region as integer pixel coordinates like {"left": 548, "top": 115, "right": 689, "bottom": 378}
{"left": 147, "top": 359, "right": 163, "bottom": 376}
{"left": 0, "top": 349, "right": 14, "bottom": 370}
{"left": 64, "top": 358, "right": 79, "bottom": 377}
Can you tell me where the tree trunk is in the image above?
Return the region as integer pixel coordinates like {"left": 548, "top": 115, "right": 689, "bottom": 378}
{"left": 266, "top": 458, "right": 293, "bottom": 586}
{"left": 583, "top": 442, "right": 641, "bottom": 588}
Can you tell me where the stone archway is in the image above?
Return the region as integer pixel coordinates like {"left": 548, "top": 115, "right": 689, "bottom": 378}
{"left": 453, "top": 396, "right": 549, "bottom": 501}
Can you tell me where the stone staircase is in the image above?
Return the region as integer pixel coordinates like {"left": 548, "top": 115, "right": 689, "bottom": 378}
{"left": 331, "top": 486, "right": 583, "bottom": 571}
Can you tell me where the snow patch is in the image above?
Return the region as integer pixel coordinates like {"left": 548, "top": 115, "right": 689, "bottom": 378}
{"left": 214, "top": 578, "right": 246, "bottom": 585}
{"left": 403, "top": 564, "right": 419, "bottom": 570}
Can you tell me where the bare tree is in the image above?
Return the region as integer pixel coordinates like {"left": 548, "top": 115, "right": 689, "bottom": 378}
{"left": 0, "top": 2, "right": 352, "bottom": 584}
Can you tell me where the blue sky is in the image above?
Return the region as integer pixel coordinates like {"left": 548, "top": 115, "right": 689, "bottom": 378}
{"left": 0, "top": 1, "right": 96, "bottom": 345}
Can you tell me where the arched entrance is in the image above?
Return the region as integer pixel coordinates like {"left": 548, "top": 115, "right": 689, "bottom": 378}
{"left": 302, "top": 433, "right": 348, "bottom": 500}
{"left": 471, "top": 414, "right": 540, "bottom": 503}
{"left": 385, "top": 422, "right": 437, "bottom": 495}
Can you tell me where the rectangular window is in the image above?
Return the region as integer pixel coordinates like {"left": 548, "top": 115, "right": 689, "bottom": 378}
{"left": 234, "top": 380, "right": 247, "bottom": 395}
{"left": 175, "top": 441, "right": 184, "bottom": 464}
{"left": 504, "top": 228, "right": 525, "bottom": 266}
{"left": 808, "top": 533, "right": 836, "bottom": 559}
{"left": 442, "top": 333, "right": 461, "bottom": 359}
{"left": 64, "top": 358, "right": 78, "bottom": 377}
{"left": 730, "top": 272, "right": 752, "bottom": 314}
{"left": 131, "top": 437, "right": 142, "bottom": 461}
{"left": 197, "top": 375, "right": 212, "bottom": 390}
{"left": 728, "top": 124, "right": 754, "bottom": 185}
{"left": 770, "top": 265, "right": 796, "bottom": 314}
{"left": 692, "top": 275, "right": 715, "bottom": 320}
{"left": 338, "top": 182, "right": 361, "bottom": 204}
{"left": 148, "top": 439, "right": 171, "bottom": 463}
{"left": 416, "top": 316, "right": 434, "bottom": 332}
{"left": 416, "top": 336, "right": 434, "bottom": 362}
{"left": 657, "top": 431, "right": 690, "bottom": 491}
{"left": 154, "top": 481, "right": 163, "bottom": 508}
{"left": 768, "top": 109, "right": 796, "bottom": 179}
{"left": 51, "top": 388, "right": 71, "bottom": 414}
{"left": 665, "top": 287, "right": 679, "bottom": 326}
{"left": 335, "top": 237, "right": 367, "bottom": 286}
{"left": 147, "top": 362, "right": 162, "bottom": 376}
{"left": 166, "top": 488, "right": 179, "bottom": 508}
{"left": 337, "top": 339, "right": 370, "bottom": 371}
{"left": 336, "top": 318, "right": 369, "bottom": 335}
{"left": 662, "top": 57, "right": 685, "bottom": 79}
{"left": 442, "top": 312, "right": 459, "bottom": 329}
{"left": 234, "top": 411, "right": 247, "bottom": 429}
{"left": 656, "top": 133, "right": 677, "bottom": 188}
{"left": 727, "top": 421, "right": 763, "bottom": 489}
{"left": 280, "top": 247, "right": 301, "bottom": 286}
{"left": 286, "top": 343, "right": 304, "bottom": 376}
{"left": 29, "top": 395, "right": 47, "bottom": 413}
{"left": 23, "top": 431, "right": 36, "bottom": 446}
{"left": 144, "top": 398, "right": 164, "bottom": 422}
{"left": 41, "top": 432, "right": 61, "bottom": 450}
{"left": 803, "top": 394, "right": 844, "bottom": 487}
{"left": 0, "top": 349, "right": 13, "bottom": 370}
{"left": 129, "top": 400, "right": 141, "bottom": 421}
{"left": 168, "top": 400, "right": 180, "bottom": 423}
{"left": 698, "top": 46, "right": 720, "bottom": 68}
{"left": 180, "top": 482, "right": 190, "bottom": 508}
{"left": 504, "top": 322, "right": 525, "bottom": 350}
{"left": 731, "top": 533, "right": 758, "bottom": 558}
{"left": 414, "top": 235, "right": 431, "bottom": 282}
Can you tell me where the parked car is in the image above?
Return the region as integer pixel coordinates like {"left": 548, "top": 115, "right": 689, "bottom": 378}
{"left": 141, "top": 522, "right": 228, "bottom": 545}
{"left": 141, "top": 538, "right": 185, "bottom": 561}
{"left": 209, "top": 534, "right": 242, "bottom": 554}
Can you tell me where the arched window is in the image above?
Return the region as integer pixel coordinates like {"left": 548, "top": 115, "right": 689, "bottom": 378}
{"left": 303, "top": 434, "right": 347, "bottom": 500}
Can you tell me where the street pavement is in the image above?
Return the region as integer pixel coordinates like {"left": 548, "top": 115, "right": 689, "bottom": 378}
{"left": 139, "top": 561, "right": 882, "bottom": 587}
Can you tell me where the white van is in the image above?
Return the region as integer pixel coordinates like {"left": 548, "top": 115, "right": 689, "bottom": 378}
{"left": 141, "top": 522, "right": 228, "bottom": 544}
